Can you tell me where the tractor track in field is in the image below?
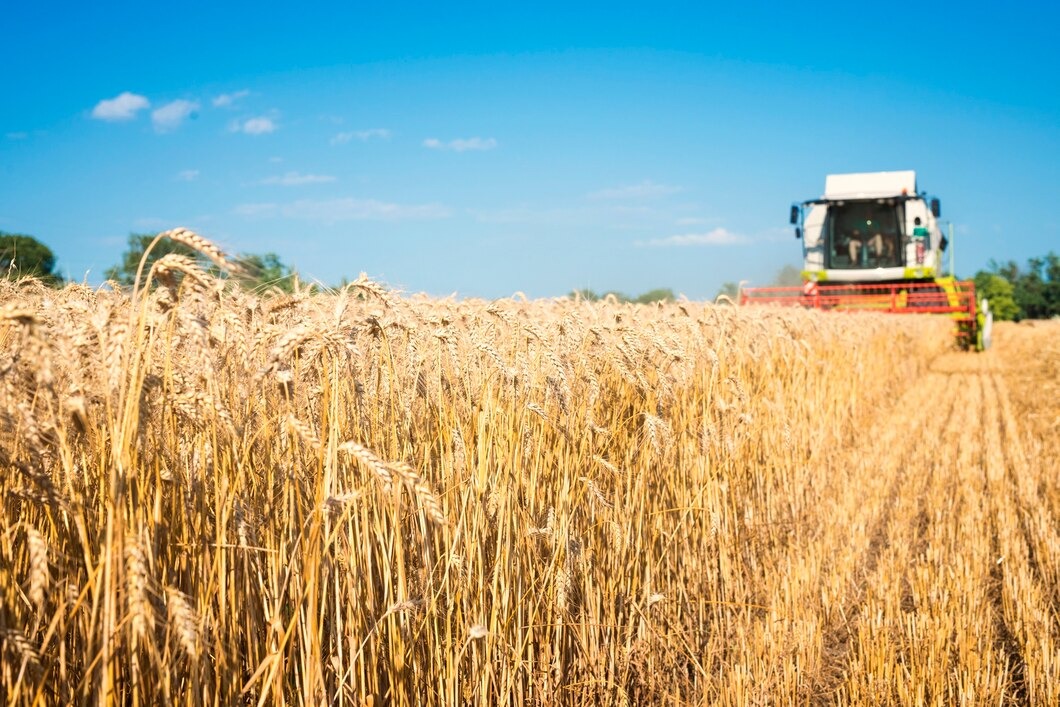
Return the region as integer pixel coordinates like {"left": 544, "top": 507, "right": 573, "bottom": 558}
{"left": 724, "top": 323, "right": 1060, "bottom": 705}
{"left": 813, "top": 367, "right": 967, "bottom": 703}
{"left": 821, "top": 338, "right": 1060, "bottom": 705}
{"left": 724, "top": 361, "right": 932, "bottom": 702}
{"left": 979, "top": 368, "right": 1031, "bottom": 705}
{"left": 986, "top": 534, "right": 1030, "bottom": 706}
{"left": 992, "top": 369, "right": 1060, "bottom": 630}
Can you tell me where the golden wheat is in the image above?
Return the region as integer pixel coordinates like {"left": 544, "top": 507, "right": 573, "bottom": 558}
{"left": 0, "top": 253, "right": 1057, "bottom": 705}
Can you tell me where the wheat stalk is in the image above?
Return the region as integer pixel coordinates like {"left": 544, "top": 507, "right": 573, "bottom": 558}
{"left": 159, "top": 227, "right": 240, "bottom": 274}
{"left": 24, "top": 525, "right": 49, "bottom": 609}
{"left": 165, "top": 586, "right": 200, "bottom": 660}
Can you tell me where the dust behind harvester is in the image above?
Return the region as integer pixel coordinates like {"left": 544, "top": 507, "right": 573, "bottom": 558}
{"left": 740, "top": 170, "right": 991, "bottom": 350}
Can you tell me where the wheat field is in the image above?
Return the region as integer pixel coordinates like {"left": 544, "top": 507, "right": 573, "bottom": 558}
{"left": 1, "top": 235, "right": 1058, "bottom": 705}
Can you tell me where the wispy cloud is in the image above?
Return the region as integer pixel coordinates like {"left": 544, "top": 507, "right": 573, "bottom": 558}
{"left": 589, "top": 180, "right": 681, "bottom": 200}
{"left": 212, "top": 89, "right": 250, "bottom": 108}
{"left": 91, "top": 92, "right": 150, "bottom": 121}
{"left": 235, "top": 197, "right": 451, "bottom": 223}
{"left": 5, "top": 132, "right": 28, "bottom": 140}
{"left": 637, "top": 228, "right": 748, "bottom": 247}
{"left": 231, "top": 116, "right": 277, "bottom": 135}
{"left": 152, "top": 99, "right": 199, "bottom": 132}
{"left": 260, "top": 171, "right": 336, "bottom": 186}
{"left": 467, "top": 205, "right": 590, "bottom": 226}
{"left": 758, "top": 226, "right": 799, "bottom": 242}
{"left": 176, "top": 169, "right": 200, "bottom": 181}
{"left": 423, "top": 137, "right": 498, "bottom": 152}
{"left": 331, "top": 128, "right": 391, "bottom": 145}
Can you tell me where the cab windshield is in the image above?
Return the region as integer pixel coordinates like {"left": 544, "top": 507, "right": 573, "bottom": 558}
{"left": 825, "top": 200, "right": 903, "bottom": 269}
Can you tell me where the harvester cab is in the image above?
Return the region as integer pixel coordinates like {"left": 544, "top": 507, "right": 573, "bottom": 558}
{"left": 794, "top": 171, "right": 944, "bottom": 283}
{"left": 741, "top": 170, "right": 991, "bottom": 350}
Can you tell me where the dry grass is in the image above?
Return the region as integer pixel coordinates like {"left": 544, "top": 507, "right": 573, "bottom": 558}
{"left": 1, "top": 232, "right": 1057, "bottom": 705}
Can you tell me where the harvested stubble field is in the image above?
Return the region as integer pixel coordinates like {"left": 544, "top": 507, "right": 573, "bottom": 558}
{"left": 1, "top": 239, "right": 1058, "bottom": 706}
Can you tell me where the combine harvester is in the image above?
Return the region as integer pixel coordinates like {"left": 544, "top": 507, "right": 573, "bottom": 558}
{"left": 740, "top": 170, "right": 992, "bottom": 350}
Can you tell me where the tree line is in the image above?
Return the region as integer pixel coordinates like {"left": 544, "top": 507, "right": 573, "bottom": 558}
{"left": 973, "top": 253, "right": 1060, "bottom": 321}
{"left": 5, "top": 230, "right": 1058, "bottom": 318}
{"left": 1, "top": 231, "right": 297, "bottom": 293}
{"left": 569, "top": 287, "right": 678, "bottom": 304}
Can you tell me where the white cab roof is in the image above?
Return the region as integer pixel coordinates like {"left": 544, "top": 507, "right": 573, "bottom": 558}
{"left": 823, "top": 171, "right": 917, "bottom": 199}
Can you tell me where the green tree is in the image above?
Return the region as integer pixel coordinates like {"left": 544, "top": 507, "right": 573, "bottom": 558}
{"left": 235, "top": 252, "right": 297, "bottom": 293}
{"left": 1018, "top": 256, "right": 1050, "bottom": 319}
{"left": 569, "top": 288, "right": 630, "bottom": 302}
{"left": 0, "top": 232, "right": 64, "bottom": 286}
{"left": 633, "top": 288, "right": 675, "bottom": 304}
{"left": 980, "top": 251, "right": 1060, "bottom": 321}
{"left": 972, "top": 271, "right": 1019, "bottom": 321}
{"left": 569, "top": 286, "right": 683, "bottom": 304}
{"left": 1027, "top": 253, "right": 1060, "bottom": 319}
{"left": 106, "top": 233, "right": 297, "bottom": 293}
{"left": 1045, "top": 252, "right": 1060, "bottom": 318}
{"left": 772, "top": 264, "right": 803, "bottom": 286}
{"left": 715, "top": 281, "right": 739, "bottom": 300}
{"left": 105, "top": 233, "right": 201, "bottom": 286}
{"left": 570, "top": 288, "right": 600, "bottom": 301}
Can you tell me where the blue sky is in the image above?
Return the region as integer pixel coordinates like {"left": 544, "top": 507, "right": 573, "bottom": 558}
{"left": 2, "top": 2, "right": 1058, "bottom": 298}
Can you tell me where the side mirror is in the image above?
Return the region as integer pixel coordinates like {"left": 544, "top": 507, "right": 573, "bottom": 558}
{"left": 930, "top": 198, "right": 941, "bottom": 217}
{"left": 795, "top": 227, "right": 802, "bottom": 239}
{"left": 789, "top": 205, "right": 800, "bottom": 224}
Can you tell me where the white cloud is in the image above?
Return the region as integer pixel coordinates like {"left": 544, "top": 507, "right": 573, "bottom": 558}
{"left": 235, "top": 197, "right": 451, "bottom": 223}
{"left": 152, "top": 100, "right": 199, "bottom": 132}
{"left": 589, "top": 180, "right": 682, "bottom": 200}
{"left": 423, "top": 136, "right": 498, "bottom": 152}
{"left": 331, "top": 128, "right": 391, "bottom": 145}
{"left": 176, "top": 169, "right": 200, "bottom": 181}
{"left": 637, "top": 228, "right": 748, "bottom": 247}
{"left": 232, "top": 116, "right": 277, "bottom": 135}
{"left": 261, "top": 171, "right": 336, "bottom": 186}
{"left": 467, "top": 205, "right": 585, "bottom": 226}
{"left": 758, "top": 226, "right": 798, "bottom": 242}
{"left": 91, "top": 92, "right": 150, "bottom": 121}
{"left": 244, "top": 117, "right": 277, "bottom": 134}
{"left": 212, "top": 89, "right": 250, "bottom": 108}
